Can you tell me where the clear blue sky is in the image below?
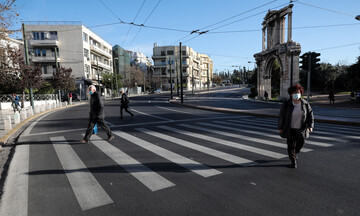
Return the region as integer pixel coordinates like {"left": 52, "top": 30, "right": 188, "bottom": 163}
{"left": 13, "top": 0, "right": 360, "bottom": 72}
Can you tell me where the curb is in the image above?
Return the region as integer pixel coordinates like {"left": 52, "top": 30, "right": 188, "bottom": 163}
{"left": 170, "top": 101, "right": 360, "bottom": 127}
{"left": 0, "top": 102, "right": 86, "bottom": 148}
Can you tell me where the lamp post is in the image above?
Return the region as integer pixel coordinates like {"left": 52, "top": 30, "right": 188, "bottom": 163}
{"left": 356, "top": 15, "right": 360, "bottom": 21}
{"left": 113, "top": 57, "right": 119, "bottom": 97}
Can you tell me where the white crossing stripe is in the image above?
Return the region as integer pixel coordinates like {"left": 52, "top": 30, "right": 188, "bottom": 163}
{"left": 50, "top": 136, "right": 113, "bottom": 211}
{"left": 228, "top": 120, "right": 333, "bottom": 147}
{"left": 236, "top": 118, "right": 345, "bottom": 143}
{"left": 136, "top": 128, "right": 256, "bottom": 166}
{"left": 90, "top": 134, "right": 175, "bottom": 191}
{"left": 0, "top": 141, "right": 29, "bottom": 216}
{"left": 174, "top": 124, "right": 287, "bottom": 159}
{"left": 112, "top": 131, "right": 222, "bottom": 178}
{"left": 209, "top": 121, "right": 313, "bottom": 152}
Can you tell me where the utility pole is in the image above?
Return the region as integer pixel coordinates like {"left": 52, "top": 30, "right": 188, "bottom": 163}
{"left": 22, "top": 23, "right": 34, "bottom": 109}
{"left": 192, "top": 66, "right": 194, "bottom": 94}
{"left": 243, "top": 66, "right": 246, "bottom": 85}
{"left": 179, "top": 42, "right": 183, "bottom": 103}
{"left": 175, "top": 59, "right": 179, "bottom": 96}
{"left": 113, "top": 58, "right": 119, "bottom": 97}
{"left": 54, "top": 47, "right": 60, "bottom": 102}
{"left": 207, "top": 67, "right": 210, "bottom": 91}
{"left": 307, "top": 52, "right": 311, "bottom": 103}
{"left": 169, "top": 58, "right": 173, "bottom": 99}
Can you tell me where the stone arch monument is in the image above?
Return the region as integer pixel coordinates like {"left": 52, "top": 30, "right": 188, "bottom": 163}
{"left": 254, "top": 4, "right": 301, "bottom": 100}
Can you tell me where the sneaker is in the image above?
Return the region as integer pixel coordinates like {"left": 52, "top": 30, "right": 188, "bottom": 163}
{"left": 107, "top": 135, "right": 115, "bottom": 141}
{"left": 80, "top": 139, "right": 89, "bottom": 144}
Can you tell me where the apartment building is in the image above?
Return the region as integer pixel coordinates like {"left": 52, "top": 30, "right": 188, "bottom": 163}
{"left": 24, "top": 21, "right": 113, "bottom": 98}
{"left": 152, "top": 44, "right": 213, "bottom": 90}
{"left": 0, "top": 34, "right": 23, "bottom": 70}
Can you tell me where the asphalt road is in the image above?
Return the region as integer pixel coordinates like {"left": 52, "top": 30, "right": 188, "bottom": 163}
{"left": 0, "top": 92, "right": 359, "bottom": 216}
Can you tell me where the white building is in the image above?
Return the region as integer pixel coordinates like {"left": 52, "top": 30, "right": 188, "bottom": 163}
{"left": 24, "top": 21, "right": 113, "bottom": 98}
{"left": 152, "top": 44, "right": 213, "bottom": 91}
{"left": 0, "top": 34, "right": 23, "bottom": 70}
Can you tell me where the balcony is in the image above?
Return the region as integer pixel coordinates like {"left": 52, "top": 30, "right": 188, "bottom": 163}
{"left": 90, "top": 45, "right": 112, "bottom": 58}
{"left": 152, "top": 55, "right": 167, "bottom": 59}
{"left": 153, "top": 64, "right": 167, "bottom": 68}
{"left": 29, "top": 39, "right": 58, "bottom": 47}
{"left": 31, "top": 56, "right": 60, "bottom": 63}
{"left": 91, "top": 60, "right": 111, "bottom": 70}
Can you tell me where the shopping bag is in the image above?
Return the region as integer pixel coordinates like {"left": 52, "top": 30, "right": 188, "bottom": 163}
{"left": 92, "top": 123, "right": 98, "bottom": 134}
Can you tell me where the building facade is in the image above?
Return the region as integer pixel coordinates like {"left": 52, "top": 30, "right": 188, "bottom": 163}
{"left": 152, "top": 44, "right": 213, "bottom": 91}
{"left": 24, "top": 21, "right": 113, "bottom": 98}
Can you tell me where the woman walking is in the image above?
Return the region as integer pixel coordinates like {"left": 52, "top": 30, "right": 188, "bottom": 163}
{"left": 278, "top": 84, "right": 314, "bottom": 168}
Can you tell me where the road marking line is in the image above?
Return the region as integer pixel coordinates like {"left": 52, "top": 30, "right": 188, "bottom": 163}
{"left": 50, "top": 136, "right": 113, "bottom": 211}
{"left": 113, "top": 131, "right": 222, "bottom": 178}
{"left": 154, "top": 105, "right": 194, "bottom": 114}
{"left": 0, "top": 142, "right": 29, "bottom": 216}
{"left": 209, "top": 121, "right": 313, "bottom": 152}
{"left": 90, "top": 134, "right": 174, "bottom": 191}
{"left": 131, "top": 109, "right": 172, "bottom": 121}
{"left": 136, "top": 128, "right": 255, "bottom": 166}
{"left": 22, "top": 111, "right": 55, "bottom": 136}
{"left": 228, "top": 120, "right": 333, "bottom": 147}
{"left": 175, "top": 124, "right": 287, "bottom": 159}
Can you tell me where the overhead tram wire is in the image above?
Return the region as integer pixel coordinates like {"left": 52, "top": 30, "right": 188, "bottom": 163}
{"left": 98, "top": 0, "right": 123, "bottom": 22}
{"left": 182, "top": 1, "right": 291, "bottom": 44}
{"left": 122, "top": 0, "right": 146, "bottom": 47}
{"left": 128, "top": 0, "right": 162, "bottom": 48}
{"left": 295, "top": 0, "right": 356, "bottom": 18}
{"left": 170, "top": 0, "right": 281, "bottom": 45}
{"left": 314, "top": 42, "right": 360, "bottom": 52}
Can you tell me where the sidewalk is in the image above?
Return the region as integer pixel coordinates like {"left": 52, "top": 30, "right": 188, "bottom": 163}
{"left": 0, "top": 101, "right": 86, "bottom": 146}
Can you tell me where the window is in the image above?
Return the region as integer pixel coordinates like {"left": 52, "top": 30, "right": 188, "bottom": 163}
{"left": 182, "top": 51, "right": 187, "bottom": 55}
{"left": 53, "top": 65, "right": 57, "bottom": 73}
{"left": 183, "top": 69, "right": 187, "bottom": 73}
{"left": 161, "top": 51, "right": 165, "bottom": 56}
{"left": 49, "top": 31, "right": 57, "bottom": 40}
{"left": 84, "top": 48, "right": 89, "bottom": 58}
{"left": 167, "top": 50, "right": 174, "bottom": 55}
{"left": 42, "top": 49, "right": 46, "bottom": 57}
{"left": 85, "top": 65, "right": 90, "bottom": 78}
{"left": 104, "top": 59, "right": 109, "bottom": 65}
{"left": 41, "top": 66, "right": 48, "bottom": 74}
{"left": 161, "top": 60, "right": 165, "bottom": 66}
{"left": 161, "top": 68, "right": 166, "bottom": 75}
{"left": 34, "top": 49, "right": 41, "bottom": 57}
{"left": 182, "top": 60, "right": 186, "bottom": 65}
{"left": 83, "top": 33, "right": 88, "bottom": 42}
{"left": 51, "top": 48, "right": 59, "bottom": 57}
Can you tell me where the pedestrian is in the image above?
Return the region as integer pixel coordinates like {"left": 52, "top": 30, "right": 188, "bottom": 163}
{"left": 278, "top": 84, "right": 314, "bottom": 168}
{"left": 11, "top": 93, "right": 21, "bottom": 113}
{"left": 264, "top": 91, "right": 269, "bottom": 101}
{"left": 350, "top": 91, "right": 355, "bottom": 103}
{"left": 328, "top": 91, "right": 335, "bottom": 104}
{"left": 81, "top": 85, "right": 114, "bottom": 144}
{"left": 69, "top": 92, "right": 73, "bottom": 105}
{"left": 120, "top": 89, "right": 134, "bottom": 119}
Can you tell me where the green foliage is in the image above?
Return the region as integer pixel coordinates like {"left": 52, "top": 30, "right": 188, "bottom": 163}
{"left": 35, "top": 81, "right": 54, "bottom": 94}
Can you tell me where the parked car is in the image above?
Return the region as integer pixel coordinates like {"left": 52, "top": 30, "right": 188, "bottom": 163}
{"left": 154, "top": 89, "right": 162, "bottom": 94}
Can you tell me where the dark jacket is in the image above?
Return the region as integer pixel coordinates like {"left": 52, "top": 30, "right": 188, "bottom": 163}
{"left": 278, "top": 98, "right": 314, "bottom": 139}
{"left": 120, "top": 94, "right": 129, "bottom": 107}
{"left": 89, "top": 91, "right": 105, "bottom": 120}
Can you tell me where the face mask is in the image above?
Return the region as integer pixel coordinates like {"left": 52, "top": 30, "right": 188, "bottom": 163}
{"left": 89, "top": 91, "right": 93, "bottom": 95}
{"left": 292, "top": 93, "right": 301, "bottom": 100}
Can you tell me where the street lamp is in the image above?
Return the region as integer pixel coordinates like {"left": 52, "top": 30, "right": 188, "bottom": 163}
{"left": 113, "top": 57, "right": 119, "bottom": 97}
{"left": 356, "top": 15, "right": 360, "bottom": 21}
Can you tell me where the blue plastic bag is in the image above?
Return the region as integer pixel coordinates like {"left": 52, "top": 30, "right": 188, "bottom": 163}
{"left": 92, "top": 123, "right": 98, "bottom": 134}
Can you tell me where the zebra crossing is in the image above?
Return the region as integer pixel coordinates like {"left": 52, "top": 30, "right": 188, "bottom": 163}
{"left": 2, "top": 116, "right": 359, "bottom": 213}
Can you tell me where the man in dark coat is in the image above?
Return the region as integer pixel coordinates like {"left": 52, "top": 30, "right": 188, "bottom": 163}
{"left": 119, "top": 90, "right": 134, "bottom": 119}
{"left": 81, "top": 85, "right": 114, "bottom": 143}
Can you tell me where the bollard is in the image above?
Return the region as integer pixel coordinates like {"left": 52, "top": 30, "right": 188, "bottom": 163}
{"left": 4, "top": 115, "right": 12, "bottom": 130}
{"left": 20, "top": 109, "right": 27, "bottom": 120}
{"left": 41, "top": 104, "right": 46, "bottom": 112}
{"left": 65, "top": 101, "right": 68, "bottom": 107}
{"left": 35, "top": 105, "right": 40, "bottom": 114}
{"left": 27, "top": 107, "right": 33, "bottom": 117}
{"left": 14, "top": 112, "right": 20, "bottom": 124}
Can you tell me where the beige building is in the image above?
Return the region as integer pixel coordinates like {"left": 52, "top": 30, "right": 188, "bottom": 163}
{"left": 24, "top": 21, "right": 113, "bottom": 98}
{"left": 152, "top": 44, "right": 213, "bottom": 91}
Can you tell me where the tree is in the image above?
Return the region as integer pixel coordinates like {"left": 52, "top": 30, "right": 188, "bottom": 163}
{"left": 102, "top": 73, "right": 123, "bottom": 93}
{"left": 51, "top": 66, "right": 76, "bottom": 98}
{"left": 212, "top": 74, "right": 222, "bottom": 85}
{"left": 0, "top": 0, "right": 19, "bottom": 39}
{"left": 347, "top": 57, "right": 360, "bottom": 91}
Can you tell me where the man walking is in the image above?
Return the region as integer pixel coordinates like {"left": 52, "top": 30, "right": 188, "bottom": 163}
{"left": 120, "top": 90, "right": 134, "bottom": 119}
{"left": 81, "top": 85, "right": 114, "bottom": 143}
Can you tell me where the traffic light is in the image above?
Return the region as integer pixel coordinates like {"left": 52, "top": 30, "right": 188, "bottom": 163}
{"left": 300, "top": 53, "right": 309, "bottom": 71}
{"left": 310, "top": 52, "right": 321, "bottom": 71}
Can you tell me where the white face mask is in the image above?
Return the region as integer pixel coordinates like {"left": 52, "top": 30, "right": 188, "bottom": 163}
{"left": 292, "top": 93, "right": 301, "bottom": 100}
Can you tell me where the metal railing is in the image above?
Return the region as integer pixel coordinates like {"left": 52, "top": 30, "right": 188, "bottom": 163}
{"left": 0, "top": 94, "right": 57, "bottom": 102}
